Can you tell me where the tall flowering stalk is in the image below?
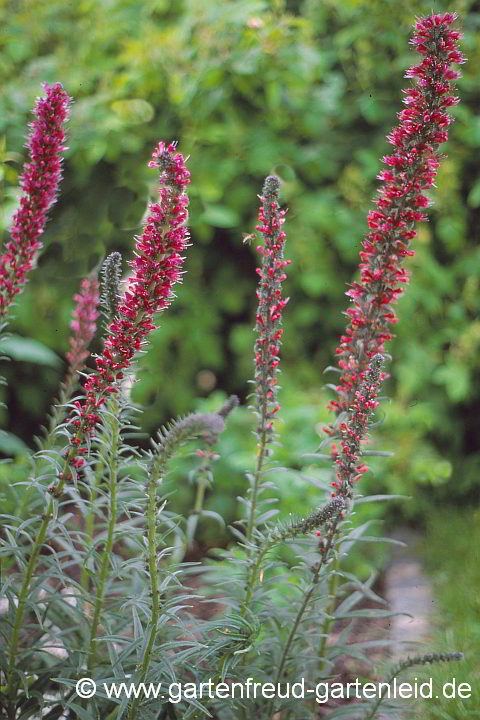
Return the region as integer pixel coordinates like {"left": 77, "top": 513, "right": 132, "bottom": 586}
{"left": 127, "top": 403, "right": 236, "bottom": 720}
{"left": 331, "top": 354, "right": 386, "bottom": 499}
{"left": 40, "top": 273, "right": 100, "bottom": 449}
{"left": 53, "top": 142, "right": 191, "bottom": 491}
{"left": 271, "top": 15, "right": 466, "bottom": 692}
{"left": 318, "top": 355, "right": 386, "bottom": 670}
{"left": 315, "top": 13, "right": 466, "bottom": 676}
{"left": 6, "top": 142, "right": 190, "bottom": 707}
{"left": 326, "top": 12, "right": 465, "bottom": 429}
{"left": 66, "top": 274, "right": 100, "bottom": 377}
{"left": 0, "top": 83, "right": 70, "bottom": 319}
{"left": 246, "top": 175, "right": 290, "bottom": 542}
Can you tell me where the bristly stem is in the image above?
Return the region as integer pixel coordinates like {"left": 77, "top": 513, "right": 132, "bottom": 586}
{"left": 185, "top": 396, "right": 240, "bottom": 551}
{"left": 127, "top": 406, "right": 234, "bottom": 719}
{"left": 318, "top": 543, "right": 340, "bottom": 669}
{"left": 268, "top": 507, "right": 344, "bottom": 718}
{"left": 86, "top": 398, "right": 120, "bottom": 674}
{"left": 246, "top": 175, "right": 289, "bottom": 545}
{"left": 2, "top": 90, "right": 70, "bottom": 696}
{"left": 363, "top": 652, "right": 463, "bottom": 720}
{"left": 80, "top": 458, "right": 103, "bottom": 592}
{"left": 6, "top": 500, "right": 54, "bottom": 714}
{"left": 187, "top": 456, "right": 212, "bottom": 552}
{"left": 316, "top": 13, "right": 466, "bottom": 680}
{"left": 126, "top": 465, "right": 161, "bottom": 720}
{"left": 245, "top": 430, "right": 268, "bottom": 545}
{"left": 242, "top": 498, "right": 345, "bottom": 617}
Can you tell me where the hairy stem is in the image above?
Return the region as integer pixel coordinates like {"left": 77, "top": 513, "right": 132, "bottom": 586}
{"left": 80, "top": 459, "right": 103, "bottom": 592}
{"left": 187, "top": 467, "right": 209, "bottom": 551}
{"left": 87, "top": 401, "right": 119, "bottom": 674}
{"left": 127, "top": 409, "right": 229, "bottom": 719}
{"left": 318, "top": 545, "right": 340, "bottom": 668}
{"left": 268, "top": 517, "right": 341, "bottom": 718}
{"left": 363, "top": 652, "right": 463, "bottom": 720}
{"left": 6, "top": 490, "right": 63, "bottom": 711}
{"left": 126, "top": 471, "right": 160, "bottom": 720}
{"left": 245, "top": 426, "right": 268, "bottom": 544}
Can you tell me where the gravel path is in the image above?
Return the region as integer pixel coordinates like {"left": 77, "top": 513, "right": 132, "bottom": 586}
{"left": 384, "top": 529, "right": 434, "bottom": 658}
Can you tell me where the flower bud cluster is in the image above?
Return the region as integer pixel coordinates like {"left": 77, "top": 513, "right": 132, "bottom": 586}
{"left": 0, "top": 83, "right": 70, "bottom": 316}
{"left": 327, "top": 14, "right": 465, "bottom": 427}
{"left": 286, "top": 497, "right": 345, "bottom": 540}
{"left": 257, "top": 497, "right": 345, "bottom": 569}
{"left": 151, "top": 411, "right": 227, "bottom": 483}
{"left": 254, "top": 175, "right": 290, "bottom": 443}
{"left": 101, "top": 251, "right": 122, "bottom": 325}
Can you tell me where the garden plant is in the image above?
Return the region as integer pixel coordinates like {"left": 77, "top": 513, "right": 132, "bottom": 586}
{"left": 0, "top": 11, "right": 468, "bottom": 720}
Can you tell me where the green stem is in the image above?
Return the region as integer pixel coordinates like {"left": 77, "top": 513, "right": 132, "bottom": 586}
{"left": 80, "top": 459, "right": 103, "bottom": 592}
{"left": 267, "top": 519, "right": 340, "bottom": 719}
{"left": 6, "top": 374, "right": 89, "bottom": 709}
{"left": 363, "top": 682, "right": 390, "bottom": 720}
{"left": 245, "top": 427, "right": 268, "bottom": 545}
{"left": 6, "top": 487, "right": 63, "bottom": 712}
{"left": 242, "top": 428, "right": 268, "bottom": 623}
{"left": 242, "top": 545, "right": 268, "bottom": 617}
{"left": 86, "top": 404, "right": 119, "bottom": 675}
{"left": 127, "top": 468, "right": 160, "bottom": 720}
{"left": 363, "top": 652, "right": 463, "bottom": 720}
{"left": 318, "top": 546, "right": 340, "bottom": 669}
{"left": 186, "top": 464, "right": 209, "bottom": 551}
{"left": 127, "top": 412, "right": 227, "bottom": 720}
{"left": 242, "top": 499, "right": 346, "bottom": 618}
{"left": 42, "top": 371, "right": 78, "bottom": 450}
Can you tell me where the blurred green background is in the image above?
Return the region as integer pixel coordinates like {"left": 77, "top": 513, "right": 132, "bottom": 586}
{"left": 0, "top": 0, "right": 479, "bottom": 527}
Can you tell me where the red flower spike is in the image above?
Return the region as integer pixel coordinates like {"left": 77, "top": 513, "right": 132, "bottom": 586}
{"left": 326, "top": 13, "right": 465, "bottom": 435}
{"left": 254, "top": 175, "right": 289, "bottom": 444}
{"left": 62, "top": 142, "right": 191, "bottom": 479}
{"left": 334, "top": 355, "right": 385, "bottom": 498}
{"left": 66, "top": 274, "right": 100, "bottom": 375}
{"left": 0, "top": 83, "right": 70, "bottom": 317}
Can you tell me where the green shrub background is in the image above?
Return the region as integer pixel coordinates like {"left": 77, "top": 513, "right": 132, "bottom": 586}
{"left": 1, "top": 0, "right": 479, "bottom": 526}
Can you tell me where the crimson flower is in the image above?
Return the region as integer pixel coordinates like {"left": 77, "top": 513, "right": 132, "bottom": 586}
{"left": 54, "top": 142, "right": 191, "bottom": 487}
{"left": 326, "top": 13, "right": 465, "bottom": 429}
{"left": 331, "top": 354, "right": 385, "bottom": 498}
{"left": 254, "top": 175, "right": 290, "bottom": 444}
{"left": 0, "top": 83, "right": 70, "bottom": 317}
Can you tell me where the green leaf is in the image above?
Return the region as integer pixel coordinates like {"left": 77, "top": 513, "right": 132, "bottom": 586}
{"left": 0, "top": 335, "right": 61, "bottom": 367}
{"left": 65, "top": 702, "right": 97, "bottom": 720}
{"left": 200, "top": 509, "right": 226, "bottom": 527}
{"left": 0, "top": 431, "right": 31, "bottom": 456}
{"left": 335, "top": 609, "right": 412, "bottom": 619}
{"left": 354, "top": 494, "right": 411, "bottom": 504}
